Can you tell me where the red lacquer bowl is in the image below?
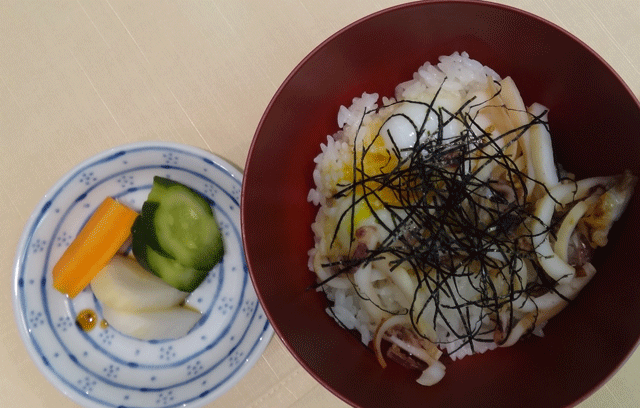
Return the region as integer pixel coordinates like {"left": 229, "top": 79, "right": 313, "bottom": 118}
{"left": 242, "top": 1, "right": 640, "bottom": 407}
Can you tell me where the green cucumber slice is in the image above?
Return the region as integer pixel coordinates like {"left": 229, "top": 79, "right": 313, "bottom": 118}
{"left": 131, "top": 216, "right": 149, "bottom": 269}
{"left": 131, "top": 177, "right": 225, "bottom": 292}
{"left": 131, "top": 206, "right": 170, "bottom": 258}
{"left": 146, "top": 176, "right": 175, "bottom": 202}
{"left": 145, "top": 245, "right": 210, "bottom": 292}
{"left": 152, "top": 185, "right": 222, "bottom": 270}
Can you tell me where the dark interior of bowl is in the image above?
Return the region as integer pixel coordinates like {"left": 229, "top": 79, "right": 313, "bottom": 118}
{"left": 242, "top": 1, "right": 640, "bottom": 407}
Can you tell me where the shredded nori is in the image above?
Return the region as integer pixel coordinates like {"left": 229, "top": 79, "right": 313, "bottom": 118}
{"left": 313, "top": 80, "right": 563, "bottom": 353}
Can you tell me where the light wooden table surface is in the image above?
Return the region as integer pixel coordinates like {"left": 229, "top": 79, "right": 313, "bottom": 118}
{"left": 2, "top": 1, "right": 639, "bottom": 407}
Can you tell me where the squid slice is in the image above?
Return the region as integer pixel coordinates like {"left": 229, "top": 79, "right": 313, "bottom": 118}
{"left": 500, "top": 263, "right": 597, "bottom": 347}
{"left": 313, "top": 249, "right": 351, "bottom": 289}
{"left": 373, "top": 314, "right": 442, "bottom": 387}
{"left": 499, "top": 76, "right": 536, "bottom": 198}
{"left": 532, "top": 177, "right": 615, "bottom": 282}
{"left": 387, "top": 333, "right": 441, "bottom": 366}
{"left": 554, "top": 199, "right": 592, "bottom": 262}
{"left": 353, "top": 263, "right": 389, "bottom": 321}
{"left": 484, "top": 77, "right": 519, "bottom": 159}
{"left": 528, "top": 103, "right": 559, "bottom": 191}
{"left": 416, "top": 361, "right": 446, "bottom": 386}
{"left": 582, "top": 170, "right": 637, "bottom": 247}
{"left": 373, "top": 314, "right": 409, "bottom": 368}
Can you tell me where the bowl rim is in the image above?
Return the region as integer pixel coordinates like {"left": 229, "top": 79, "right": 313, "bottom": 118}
{"left": 242, "top": 1, "right": 640, "bottom": 407}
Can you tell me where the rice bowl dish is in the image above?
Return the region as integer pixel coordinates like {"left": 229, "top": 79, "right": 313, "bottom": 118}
{"left": 306, "top": 52, "right": 636, "bottom": 386}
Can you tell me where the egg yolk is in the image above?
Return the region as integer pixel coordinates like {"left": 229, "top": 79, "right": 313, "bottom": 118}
{"left": 341, "top": 129, "right": 407, "bottom": 206}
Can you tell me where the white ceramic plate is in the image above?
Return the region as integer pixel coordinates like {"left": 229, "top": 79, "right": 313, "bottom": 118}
{"left": 12, "top": 141, "right": 273, "bottom": 408}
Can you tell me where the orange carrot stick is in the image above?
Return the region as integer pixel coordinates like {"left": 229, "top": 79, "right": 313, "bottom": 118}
{"left": 52, "top": 197, "right": 138, "bottom": 298}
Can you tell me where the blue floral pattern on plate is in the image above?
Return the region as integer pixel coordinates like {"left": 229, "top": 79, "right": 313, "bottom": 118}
{"left": 12, "top": 142, "right": 273, "bottom": 408}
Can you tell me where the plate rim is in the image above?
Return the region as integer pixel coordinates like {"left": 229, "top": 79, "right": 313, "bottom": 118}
{"left": 12, "top": 140, "right": 274, "bottom": 408}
